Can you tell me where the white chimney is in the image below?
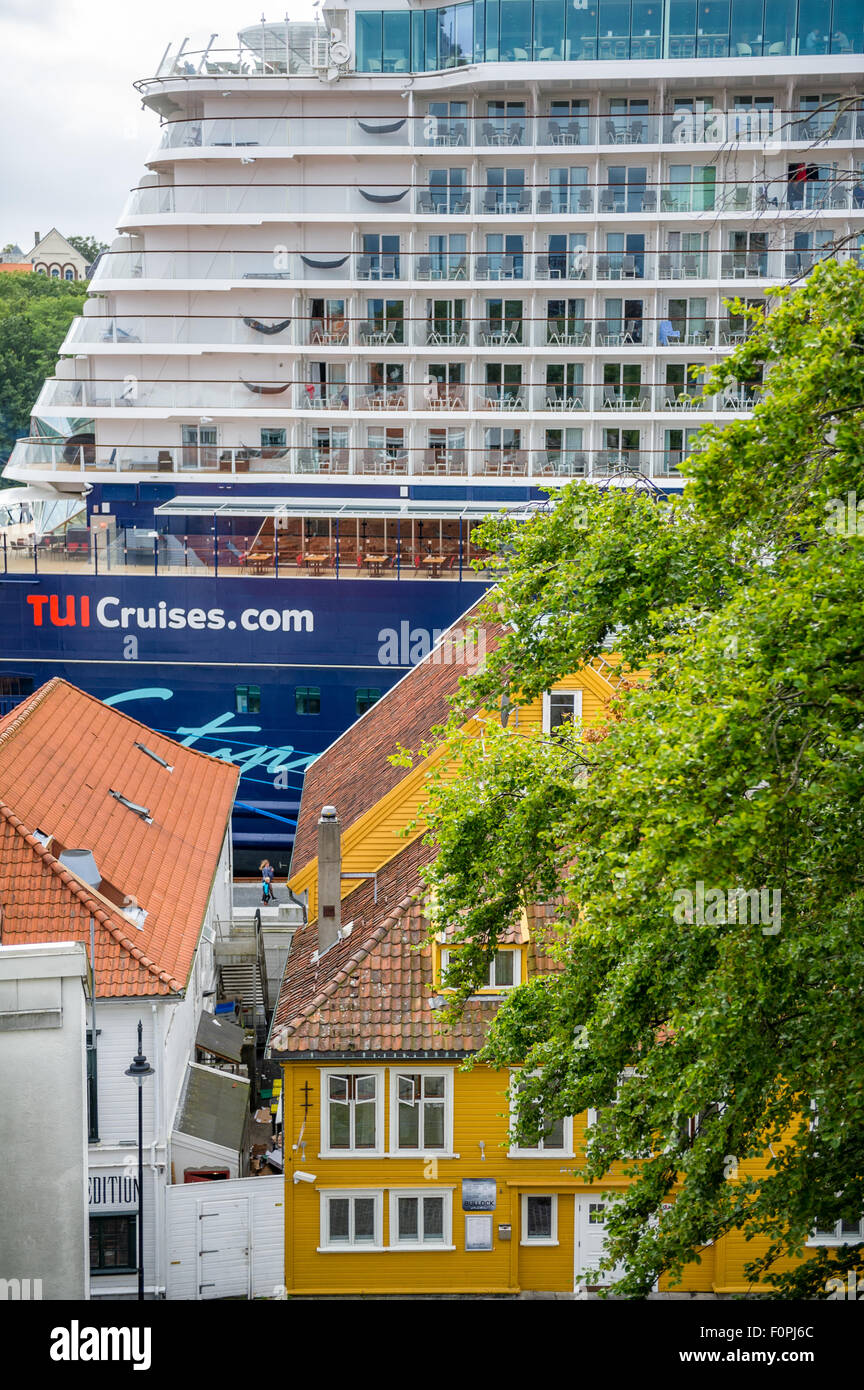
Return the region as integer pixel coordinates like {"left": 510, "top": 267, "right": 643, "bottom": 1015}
{"left": 317, "top": 806, "right": 341, "bottom": 955}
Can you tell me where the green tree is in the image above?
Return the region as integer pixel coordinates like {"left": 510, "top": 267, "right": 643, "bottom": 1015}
{"left": 418, "top": 258, "right": 864, "bottom": 1298}
{"left": 0, "top": 272, "right": 88, "bottom": 469}
{"left": 66, "top": 235, "right": 108, "bottom": 265}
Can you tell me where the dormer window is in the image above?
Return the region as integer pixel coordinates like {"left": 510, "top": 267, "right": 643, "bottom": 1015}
{"left": 439, "top": 946, "right": 522, "bottom": 993}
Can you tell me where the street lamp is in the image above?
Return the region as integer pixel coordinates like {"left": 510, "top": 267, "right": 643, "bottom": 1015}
{"left": 125, "top": 1020, "right": 155, "bottom": 1301}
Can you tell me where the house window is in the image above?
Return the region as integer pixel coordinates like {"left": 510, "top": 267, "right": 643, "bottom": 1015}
{"left": 323, "top": 1072, "right": 381, "bottom": 1153}
{"left": 320, "top": 1191, "right": 382, "bottom": 1249}
{"left": 542, "top": 689, "right": 583, "bottom": 732}
{"left": 521, "top": 1193, "right": 558, "bottom": 1245}
{"left": 89, "top": 1214, "right": 137, "bottom": 1273}
{"left": 809, "top": 1218, "right": 864, "bottom": 1245}
{"left": 64, "top": 268, "right": 75, "bottom": 280}
{"left": 390, "top": 1190, "right": 452, "bottom": 1247}
{"left": 355, "top": 687, "right": 382, "bottom": 716}
{"left": 440, "top": 947, "right": 521, "bottom": 992}
{"left": 86, "top": 1029, "right": 100, "bottom": 1142}
{"left": 235, "top": 684, "right": 261, "bottom": 714}
{"left": 510, "top": 1073, "right": 573, "bottom": 1155}
{"left": 295, "top": 686, "right": 321, "bottom": 716}
{"left": 392, "top": 1070, "right": 450, "bottom": 1151}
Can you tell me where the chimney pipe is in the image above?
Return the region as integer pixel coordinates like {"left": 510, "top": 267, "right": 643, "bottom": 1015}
{"left": 317, "top": 806, "right": 341, "bottom": 955}
{"left": 34, "top": 232, "right": 40, "bottom": 248}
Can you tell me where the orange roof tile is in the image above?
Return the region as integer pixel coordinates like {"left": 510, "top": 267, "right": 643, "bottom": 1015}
{"left": 269, "top": 837, "right": 559, "bottom": 1058}
{"left": 0, "top": 679, "right": 238, "bottom": 996}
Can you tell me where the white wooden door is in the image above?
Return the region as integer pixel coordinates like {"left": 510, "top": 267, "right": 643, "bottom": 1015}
{"left": 198, "top": 1198, "right": 250, "bottom": 1299}
{"left": 573, "top": 1195, "right": 624, "bottom": 1290}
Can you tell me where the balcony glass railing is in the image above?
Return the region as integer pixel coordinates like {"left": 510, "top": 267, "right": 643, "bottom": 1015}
{"left": 4, "top": 438, "right": 716, "bottom": 489}
{"left": 120, "top": 177, "right": 864, "bottom": 226}
{"left": 59, "top": 314, "right": 777, "bottom": 354}
{"left": 89, "top": 245, "right": 855, "bottom": 288}
{"left": 33, "top": 374, "right": 762, "bottom": 417}
{"left": 153, "top": 109, "right": 864, "bottom": 153}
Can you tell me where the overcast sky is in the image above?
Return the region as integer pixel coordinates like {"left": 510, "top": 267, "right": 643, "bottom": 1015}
{"left": 0, "top": 1, "right": 317, "bottom": 251}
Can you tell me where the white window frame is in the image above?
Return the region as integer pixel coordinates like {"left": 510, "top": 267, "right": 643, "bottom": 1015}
{"left": 388, "top": 1189, "right": 454, "bottom": 1250}
{"left": 542, "top": 687, "right": 583, "bottom": 733}
{"left": 807, "top": 1217, "right": 864, "bottom": 1247}
{"left": 320, "top": 1068, "right": 384, "bottom": 1157}
{"left": 318, "top": 1189, "right": 384, "bottom": 1251}
{"left": 521, "top": 1192, "right": 559, "bottom": 1246}
{"left": 509, "top": 1071, "right": 574, "bottom": 1157}
{"left": 440, "top": 945, "right": 522, "bottom": 994}
{"left": 389, "top": 1067, "right": 454, "bottom": 1156}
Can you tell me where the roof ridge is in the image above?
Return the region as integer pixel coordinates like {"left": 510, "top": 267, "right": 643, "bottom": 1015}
{"left": 0, "top": 799, "right": 182, "bottom": 992}
{"left": 0, "top": 677, "right": 61, "bottom": 747}
{"left": 271, "top": 886, "right": 425, "bottom": 1049}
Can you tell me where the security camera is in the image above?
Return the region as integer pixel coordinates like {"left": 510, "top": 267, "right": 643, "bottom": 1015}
{"left": 293, "top": 1170, "right": 317, "bottom": 1184}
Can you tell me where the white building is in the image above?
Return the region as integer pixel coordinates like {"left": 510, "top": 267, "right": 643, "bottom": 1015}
{"left": 3, "top": 1, "right": 863, "bottom": 504}
{"left": 0, "top": 942, "right": 91, "bottom": 1301}
{"left": 26, "top": 229, "right": 88, "bottom": 281}
{"left": 0, "top": 678, "right": 240, "bottom": 1298}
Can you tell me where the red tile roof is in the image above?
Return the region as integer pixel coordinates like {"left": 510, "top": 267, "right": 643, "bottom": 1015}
{"left": 269, "top": 836, "right": 559, "bottom": 1058}
{"left": 290, "top": 597, "right": 502, "bottom": 876}
{"left": 0, "top": 679, "right": 238, "bottom": 996}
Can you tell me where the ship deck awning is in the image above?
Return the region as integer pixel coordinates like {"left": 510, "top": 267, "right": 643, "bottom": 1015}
{"left": 153, "top": 495, "right": 528, "bottom": 522}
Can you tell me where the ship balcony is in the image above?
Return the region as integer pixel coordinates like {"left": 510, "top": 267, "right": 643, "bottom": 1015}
{"left": 5, "top": 438, "right": 699, "bottom": 484}
{"left": 119, "top": 178, "right": 863, "bottom": 225}
{"left": 152, "top": 110, "right": 864, "bottom": 158}
{"left": 89, "top": 245, "right": 864, "bottom": 289}
{"left": 31, "top": 374, "right": 760, "bottom": 418}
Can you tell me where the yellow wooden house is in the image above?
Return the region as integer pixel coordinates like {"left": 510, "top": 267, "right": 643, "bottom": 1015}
{"left": 266, "top": 608, "right": 838, "bottom": 1296}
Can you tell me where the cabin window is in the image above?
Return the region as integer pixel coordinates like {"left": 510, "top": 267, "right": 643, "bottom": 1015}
{"left": 89, "top": 1215, "right": 137, "bottom": 1273}
{"left": 320, "top": 1191, "right": 382, "bottom": 1248}
{"left": 323, "top": 1071, "right": 381, "bottom": 1152}
{"left": 390, "top": 1190, "right": 451, "bottom": 1246}
{"left": 521, "top": 1193, "right": 558, "bottom": 1245}
{"left": 393, "top": 1070, "right": 450, "bottom": 1151}
{"left": 295, "top": 686, "right": 320, "bottom": 716}
{"left": 235, "top": 684, "right": 261, "bottom": 714}
{"left": 355, "top": 687, "right": 382, "bottom": 716}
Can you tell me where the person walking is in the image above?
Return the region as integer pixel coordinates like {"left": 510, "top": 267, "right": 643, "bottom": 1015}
{"left": 260, "top": 859, "right": 277, "bottom": 905}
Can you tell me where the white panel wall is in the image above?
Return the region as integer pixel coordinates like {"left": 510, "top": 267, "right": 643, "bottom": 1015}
{"left": 165, "top": 1175, "right": 285, "bottom": 1300}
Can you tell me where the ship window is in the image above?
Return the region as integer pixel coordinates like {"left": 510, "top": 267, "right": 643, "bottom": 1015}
{"left": 0, "top": 675, "right": 34, "bottom": 699}
{"left": 355, "top": 687, "right": 382, "bottom": 716}
{"left": 235, "top": 684, "right": 261, "bottom": 714}
{"left": 295, "top": 686, "right": 321, "bottom": 716}
{"left": 261, "top": 428, "right": 286, "bottom": 448}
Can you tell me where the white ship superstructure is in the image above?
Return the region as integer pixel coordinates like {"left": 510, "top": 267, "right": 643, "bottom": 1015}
{"left": 4, "top": 2, "right": 864, "bottom": 513}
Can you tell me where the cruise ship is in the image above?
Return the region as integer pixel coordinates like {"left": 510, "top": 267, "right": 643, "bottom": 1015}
{"left": 2, "top": 0, "right": 863, "bottom": 867}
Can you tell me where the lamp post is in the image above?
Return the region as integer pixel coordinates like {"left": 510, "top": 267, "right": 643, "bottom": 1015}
{"left": 125, "top": 1020, "right": 155, "bottom": 1301}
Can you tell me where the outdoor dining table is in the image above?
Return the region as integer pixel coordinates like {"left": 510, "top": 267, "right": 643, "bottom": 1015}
{"left": 303, "top": 552, "right": 330, "bottom": 575}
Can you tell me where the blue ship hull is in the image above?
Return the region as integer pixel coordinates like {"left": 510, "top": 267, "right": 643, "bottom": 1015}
{"left": 0, "top": 572, "right": 489, "bottom": 870}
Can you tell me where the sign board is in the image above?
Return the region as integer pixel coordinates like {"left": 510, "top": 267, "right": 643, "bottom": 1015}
{"left": 462, "top": 1178, "right": 497, "bottom": 1212}
{"left": 465, "top": 1214, "right": 494, "bottom": 1251}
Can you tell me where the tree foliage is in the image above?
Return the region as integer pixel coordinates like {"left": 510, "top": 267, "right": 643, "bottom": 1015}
{"left": 417, "top": 259, "right": 864, "bottom": 1297}
{"left": 66, "top": 235, "right": 108, "bottom": 265}
{"left": 0, "top": 272, "right": 88, "bottom": 467}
